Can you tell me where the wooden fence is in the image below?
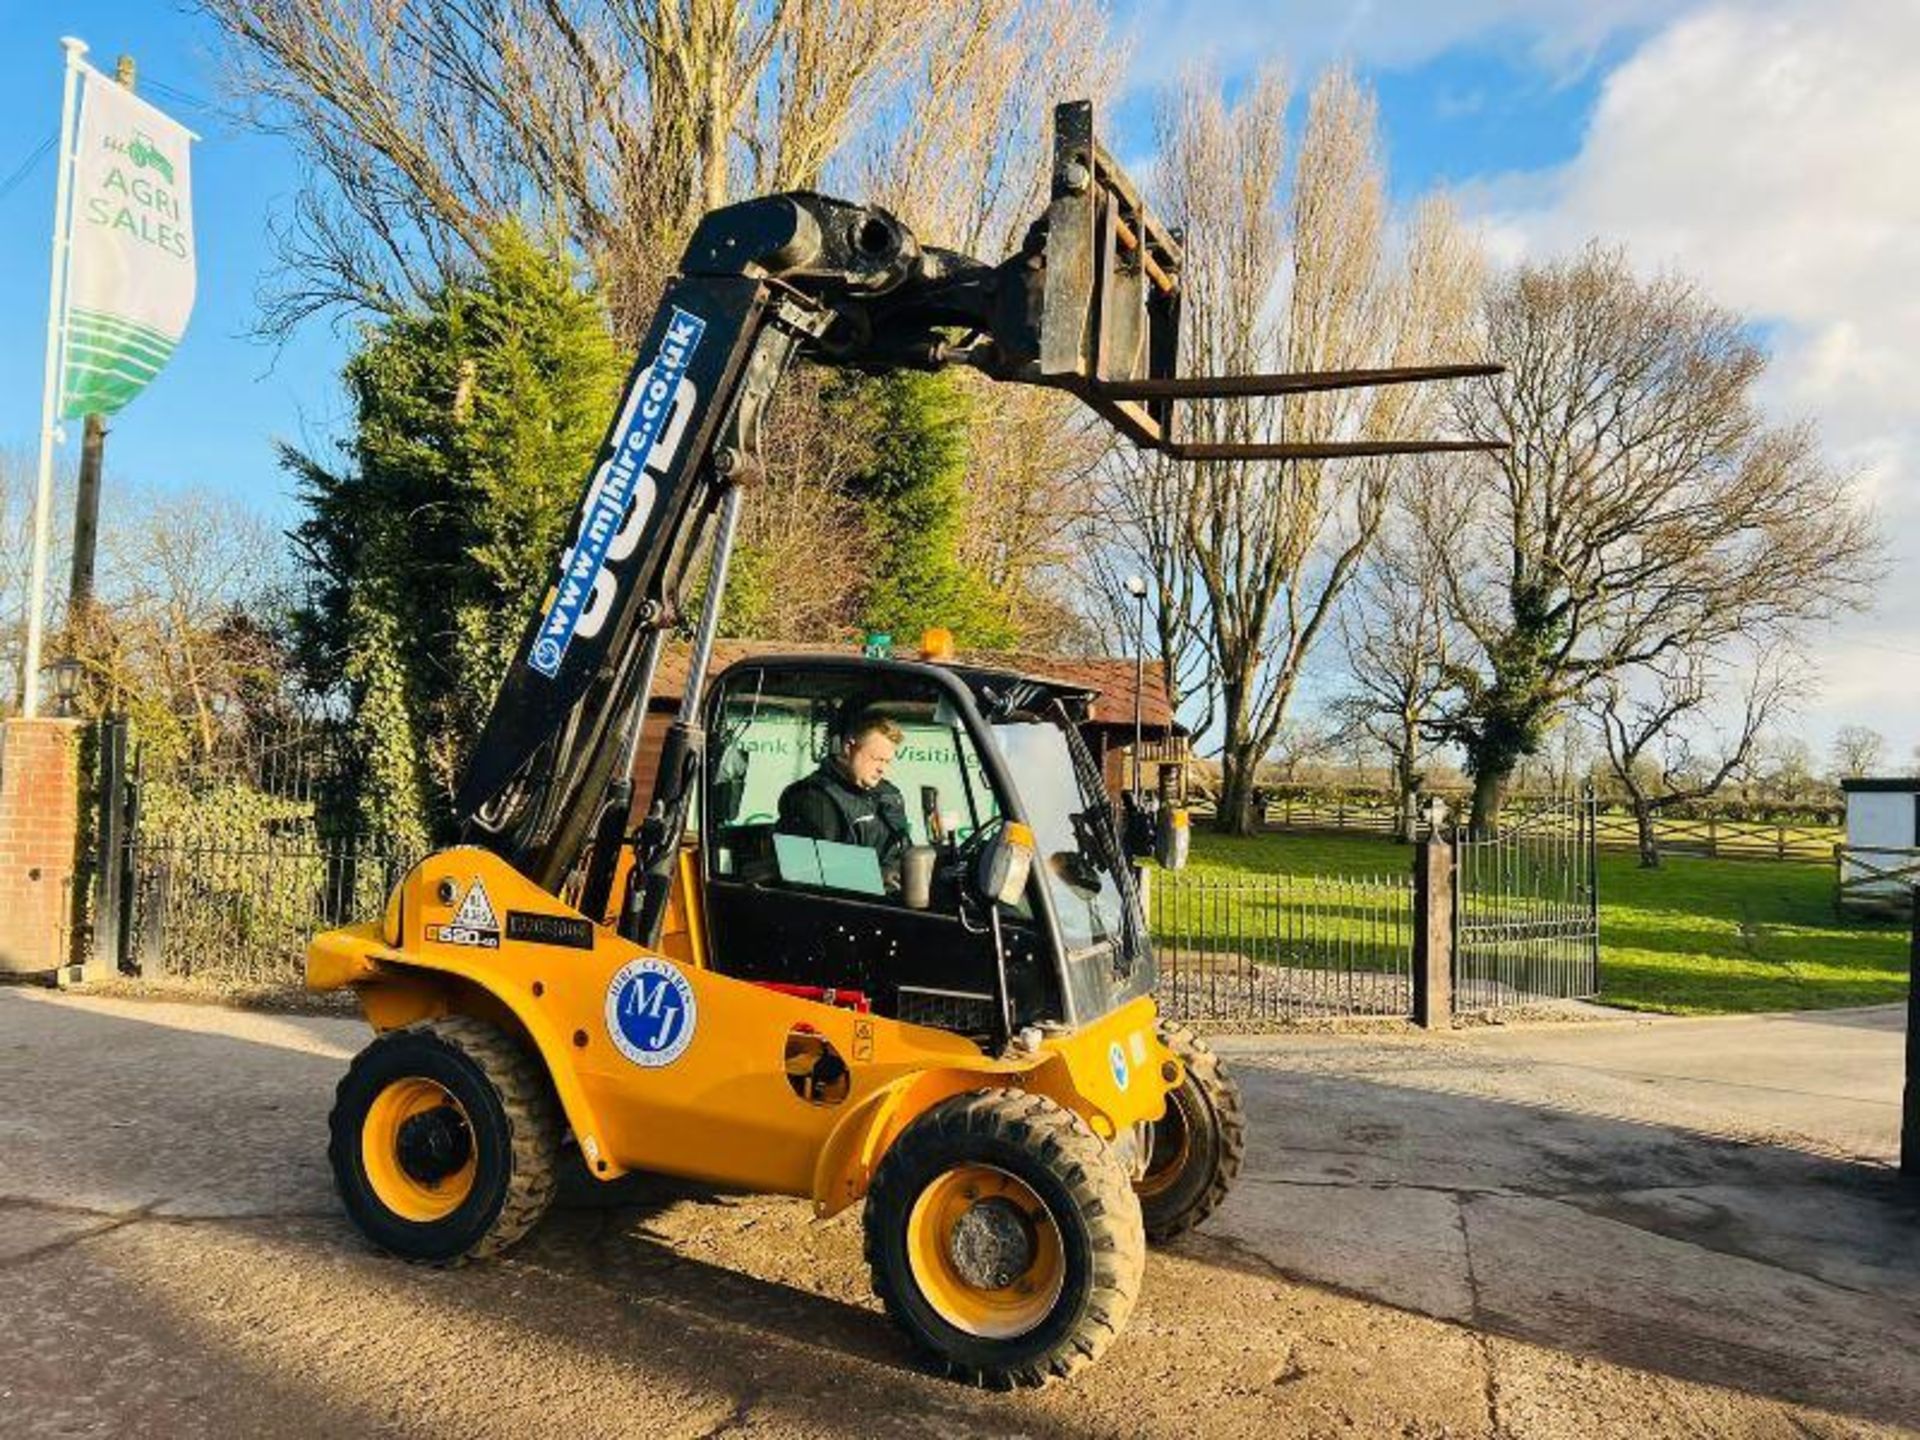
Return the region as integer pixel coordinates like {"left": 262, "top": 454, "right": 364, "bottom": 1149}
{"left": 1198, "top": 792, "right": 1839, "bottom": 862}
{"left": 1601, "top": 812, "right": 1839, "bottom": 862}
{"left": 1835, "top": 845, "right": 1920, "bottom": 915}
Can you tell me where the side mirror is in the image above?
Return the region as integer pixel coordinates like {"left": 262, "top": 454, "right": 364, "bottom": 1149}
{"left": 975, "top": 821, "right": 1035, "bottom": 906}
{"left": 1120, "top": 790, "right": 1157, "bottom": 860}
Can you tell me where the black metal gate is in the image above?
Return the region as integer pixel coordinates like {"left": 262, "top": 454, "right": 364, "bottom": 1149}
{"left": 1452, "top": 788, "right": 1600, "bottom": 1008}
{"left": 97, "top": 717, "right": 414, "bottom": 988}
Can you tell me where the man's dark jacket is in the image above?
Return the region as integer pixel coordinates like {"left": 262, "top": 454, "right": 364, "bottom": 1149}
{"left": 778, "top": 763, "right": 912, "bottom": 867}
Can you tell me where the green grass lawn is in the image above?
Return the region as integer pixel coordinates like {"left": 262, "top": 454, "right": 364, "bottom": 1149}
{"left": 1181, "top": 830, "right": 1911, "bottom": 1016}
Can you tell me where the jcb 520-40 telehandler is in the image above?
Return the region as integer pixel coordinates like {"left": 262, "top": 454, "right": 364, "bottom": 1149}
{"left": 306, "top": 101, "right": 1498, "bottom": 1387}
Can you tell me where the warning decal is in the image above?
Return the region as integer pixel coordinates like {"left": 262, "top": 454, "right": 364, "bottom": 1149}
{"left": 427, "top": 877, "right": 503, "bottom": 949}
{"left": 453, "top": 879, "right": 499, "bottom": 932}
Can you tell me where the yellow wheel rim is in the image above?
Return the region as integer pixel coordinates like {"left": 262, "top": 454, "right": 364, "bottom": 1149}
{"left": 1135, "top": 1087, "right": 1196, "bottom": 1201}
{"left": 906, "top": 1164, "right": 1065, "bottom": 1339}
{"left": 361, "top": 1078, "right": 477, "bottom": 1222}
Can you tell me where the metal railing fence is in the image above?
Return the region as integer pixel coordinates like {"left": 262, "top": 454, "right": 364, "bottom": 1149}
{"left": 1147, "top": 869, "right": 1414, "bottom": 1021}
{"left": 127, "top": 832, "right": 418, "bottom": 987}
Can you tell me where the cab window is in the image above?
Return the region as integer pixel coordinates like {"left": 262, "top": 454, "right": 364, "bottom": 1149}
{"left": 705, "top": 668, "right": 999, "bottom": 904}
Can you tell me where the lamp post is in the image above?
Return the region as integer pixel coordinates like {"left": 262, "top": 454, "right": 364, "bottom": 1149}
{"left": 1124, "top": 575, "right": 1148, "bottom": 795}
{"left": 50, "top": 657, "right": 81, "bottom": 718}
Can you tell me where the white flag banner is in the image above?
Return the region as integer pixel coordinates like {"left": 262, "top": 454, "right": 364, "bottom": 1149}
{"left": 59, "top": 65, "right": 195, "bottom": 418}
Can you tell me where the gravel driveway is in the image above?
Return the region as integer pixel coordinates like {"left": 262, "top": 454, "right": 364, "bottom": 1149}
{"left": 1, "top": 987, "right": 1913, "bottom": 1437}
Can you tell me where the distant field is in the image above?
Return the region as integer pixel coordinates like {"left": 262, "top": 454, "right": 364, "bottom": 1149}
{"left": 1211, "top": 796, "right": 1841, "bottom": 861}
{"left": 1185, "top": 830, "right": 1910, "bottom": 1015}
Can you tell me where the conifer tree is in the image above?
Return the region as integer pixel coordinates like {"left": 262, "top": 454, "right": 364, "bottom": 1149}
{"left": 289, "top": 225, "right": 621, "bottom": 839}
{"left": 851, "top": 373, "right": 1016, "bottom": 649}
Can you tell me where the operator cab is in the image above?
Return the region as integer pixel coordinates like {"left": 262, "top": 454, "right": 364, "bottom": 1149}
{"left": 699, "top": 654, "right": 1151, "bottom": 1046}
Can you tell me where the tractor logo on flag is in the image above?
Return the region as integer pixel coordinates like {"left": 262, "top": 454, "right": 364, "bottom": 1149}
{"left": 126, "top": 131, "right": 175, "bottom": 184}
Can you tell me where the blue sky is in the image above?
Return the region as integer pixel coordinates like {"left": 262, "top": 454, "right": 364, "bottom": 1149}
{"left": 1, "top": 1, "right": 1912, "bottom": 756}
{"left": 0, "top": 2, "right": 1619, "bottom": 522}
{"left": 0, "top": 0, "right": 352, "bottom": 532}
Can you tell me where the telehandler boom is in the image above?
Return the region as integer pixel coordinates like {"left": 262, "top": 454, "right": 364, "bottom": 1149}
{"left": 307, "top": 100, "right": 1499, "bottom": 1386}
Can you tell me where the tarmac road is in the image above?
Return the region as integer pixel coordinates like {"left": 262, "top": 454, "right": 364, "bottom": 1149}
{"left": 1, "top": 986, "right": 1914, "bottom": 1438}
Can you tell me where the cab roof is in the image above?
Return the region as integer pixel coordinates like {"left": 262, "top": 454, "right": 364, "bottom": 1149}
{"left": 711, "top": 651, "right": 1098, "bottom": 725}
{"left": 652, "top": 638, "right": 1182, "bottom": 734}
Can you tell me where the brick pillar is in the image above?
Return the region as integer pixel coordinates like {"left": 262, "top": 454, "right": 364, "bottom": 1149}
{"left": 0, "top": 718, "right": 84, "bottom": 979}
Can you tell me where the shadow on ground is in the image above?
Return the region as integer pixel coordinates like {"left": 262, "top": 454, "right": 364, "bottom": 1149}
{"left": 1190, "top": 1049, "right": 1920, "bottom": 1429}
{"left": 3, "top": 989, "right": 1916, "bottom": 1435}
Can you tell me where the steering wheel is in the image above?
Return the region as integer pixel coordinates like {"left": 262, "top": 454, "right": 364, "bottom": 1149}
{"left": 938, "top": 814, "right": 1006, "bottom": 925}
{"left": 949, "top": 813, "right": 1006, "bottom": 868}
{"left": 940, "top": 815, "right": 1014, "bottom": 911}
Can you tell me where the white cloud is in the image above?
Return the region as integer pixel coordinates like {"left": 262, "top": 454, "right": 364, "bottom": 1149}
{"left": 1459, "top": 0, "right": 1920, "bottom": 755}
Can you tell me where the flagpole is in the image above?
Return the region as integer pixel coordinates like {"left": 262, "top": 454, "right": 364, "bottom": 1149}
{"left": 24, "top": 37, "right": 88, "bottom": 717}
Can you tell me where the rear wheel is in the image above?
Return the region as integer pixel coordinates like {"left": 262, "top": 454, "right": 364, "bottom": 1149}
{"left": 1135, "top": 1020, "right": 1244, "bottom": 1243}
{"left": 864, "top": 1090, "right": 1144, "bottom": 1388}
{"left": 328, "top": 1017, "right": 560, "bottom": 1265}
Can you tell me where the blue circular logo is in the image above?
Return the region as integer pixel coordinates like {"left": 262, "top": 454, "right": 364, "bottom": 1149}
{"left": 1108, "top": 1040, "right": 1130, "bottom": 1092}
{"left": 531, "top": 637, "right": 564, "bottom": 675}
{"left": 605, "top": 958, "right": 697, "bottom": 1067}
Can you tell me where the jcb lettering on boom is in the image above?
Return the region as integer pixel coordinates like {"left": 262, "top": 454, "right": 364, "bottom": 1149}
{"left": 530, "top": 306, "right": 706, "bottom": 677}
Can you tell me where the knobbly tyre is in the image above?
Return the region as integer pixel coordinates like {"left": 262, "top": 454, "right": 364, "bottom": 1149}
{"left": 306, "top": 100, "right": 1498, "bottom": 1386}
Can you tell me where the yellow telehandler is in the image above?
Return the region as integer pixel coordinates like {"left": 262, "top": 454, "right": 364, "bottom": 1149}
{"left": 307, "top": 100, "right": 1497, "bottom": 1386}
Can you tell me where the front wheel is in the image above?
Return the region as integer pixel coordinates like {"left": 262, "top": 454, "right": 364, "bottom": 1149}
{"left": 1135, "top": 1020, "right": 1245, "bottom": 1242}
{"left": 328, "top": 1017, "right": 560, "bottom": 1265}
{"left": 864, "top": 1090, "right": 1145, "bottom": 1388}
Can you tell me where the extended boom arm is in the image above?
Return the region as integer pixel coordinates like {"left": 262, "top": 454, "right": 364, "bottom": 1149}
{"left": 453, "top": 102, "right": 1503, "bottom": 935}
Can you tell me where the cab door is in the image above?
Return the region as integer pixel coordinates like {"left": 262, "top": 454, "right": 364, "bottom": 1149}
{"left": 698, "top": 663, "right": 1045, "bottom": 1038}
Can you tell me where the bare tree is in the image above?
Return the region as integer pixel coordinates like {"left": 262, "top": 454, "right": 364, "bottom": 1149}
{"left": 954, "top": 381, "right": 1112, "bottom": 650}
{"left": 1830, "top": 723, "right": 1887, "bottom": 781}
{"left": 1749, "top": 732, "right": 1820, "bottom": 805}
{"left": 852, "top": 0, "right": 1121, "bottom": 259}
{"left": 201, "top": 0, "right": 1116, "bottom": 341}
{"left": 204, "top": 0, "right": 851, "bottom": 336}
{"left": 1513, "top": 718, "right": 1593, "bottom": 795}
{"left": 1430, "top": 246, "right": 1881, "bottom": 832}
{"left": 1262, "top": 715, "right": 1338, "bottom": 787}
{"left": 1084, "top": 444, "right": 1218, "bottom": 737}
{"left": 1591, "top": 646, "right": 1797, "bottom": 867}
{"left": 722, "top": 367, "right": 879, "bottom": 640}
{"left": 1332, "top": 514, "right": 1453, "bottom": 840}
{"left": 67, "top": 485, "right": 289, "bottom": 770}
{"left": 0, "top": 447, "right": 77, "bottom": 709}
{"left": 204, "top": 1, "right": 1125, "bottom": 660}
{"left": 1333, "top": 723, "right": 1384, "bottom": 787}
{"left": 1136, "top": 69, "right": 1481, "bottom": 833}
